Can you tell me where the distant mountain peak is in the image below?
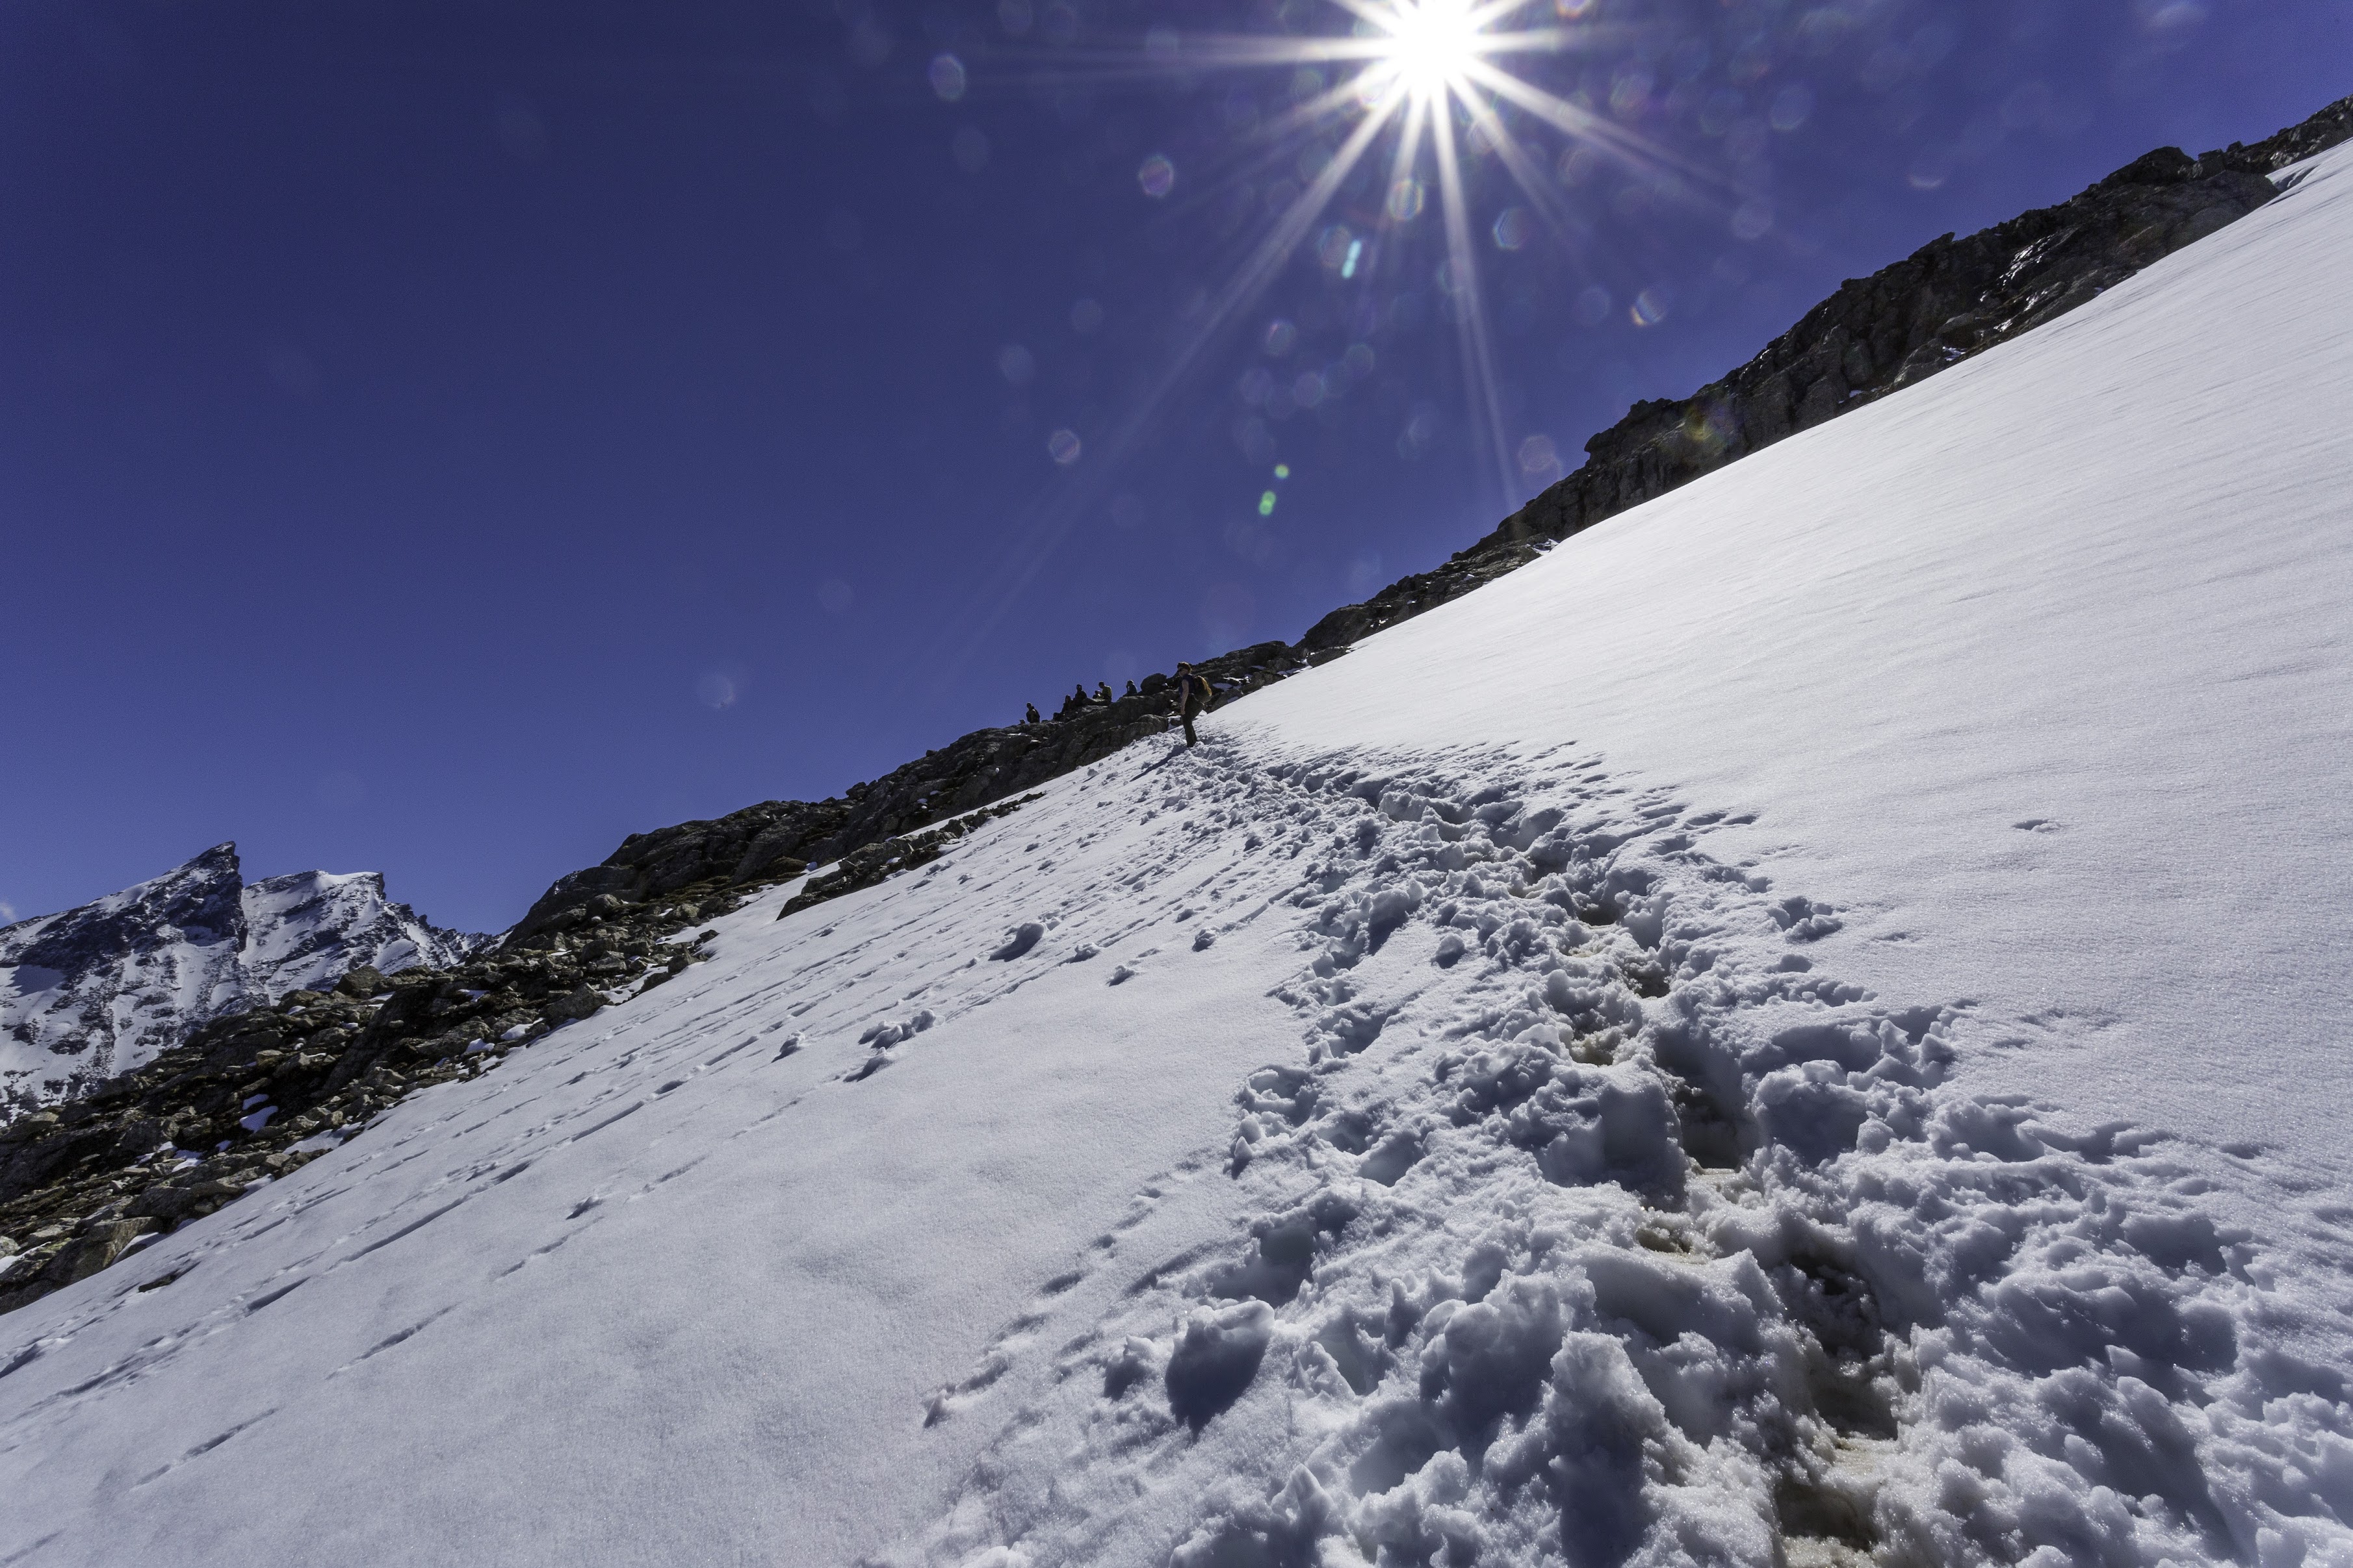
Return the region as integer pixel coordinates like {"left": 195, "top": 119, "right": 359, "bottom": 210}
{"left": 1, "top": 845, "right": 482, "bottom": 1105}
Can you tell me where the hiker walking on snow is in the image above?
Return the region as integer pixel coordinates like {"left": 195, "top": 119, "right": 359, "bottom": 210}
{"left": 1173, "top": 662, "right": 1214, "bottom": 747}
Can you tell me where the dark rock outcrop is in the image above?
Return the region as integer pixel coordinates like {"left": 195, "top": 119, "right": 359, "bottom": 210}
{"left": 2, "top": 845, "right": 482, "bottom": 1103}
{"left": 503, "top": 97, "right": 2353, "bottom": 955}
{"left": 0, "top": 882, "right": 774, "bottom": 1315}
{"left": 1298, "top": 95, "right": 2350, "bottom": 652}
{"left": 506, "top": 639, "right": 1311, "bottom": 944}
{"left": 0, "top": 778, "right": 1071, "bottom": 1313}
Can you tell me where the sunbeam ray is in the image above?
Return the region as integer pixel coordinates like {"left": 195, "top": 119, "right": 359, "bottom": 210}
{"left": 1428, "top": 97, "right": 1517, "bottom": 504}
{"left": 927, "top": 88, "right": 1409, "bottom": 675}
{"left": 922, "top": 0, "right": 1757, "bottom": 680}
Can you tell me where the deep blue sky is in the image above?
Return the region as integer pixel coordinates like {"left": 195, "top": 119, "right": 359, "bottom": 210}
{"left": 5, "top": 0, "right": 2347, "bottom": 934}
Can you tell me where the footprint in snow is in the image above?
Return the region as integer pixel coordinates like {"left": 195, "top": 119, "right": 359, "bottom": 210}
{"left": 991, "top": 923, "right": 1045, "bottom": 961}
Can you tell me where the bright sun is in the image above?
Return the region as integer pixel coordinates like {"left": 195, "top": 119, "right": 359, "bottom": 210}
{"left": 1376, "top": 0, "right": 1490, "bottom": 97}
{"left": 1037, "top": 0, "right": 1663, "bottom": 509}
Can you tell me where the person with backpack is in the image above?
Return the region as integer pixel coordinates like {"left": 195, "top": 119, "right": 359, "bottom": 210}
{"left": 1024, "top": 702, "right": 1041, "bottom": 725}
{"left": 1173, "top": 662, "right": 1214, "bottom": 747}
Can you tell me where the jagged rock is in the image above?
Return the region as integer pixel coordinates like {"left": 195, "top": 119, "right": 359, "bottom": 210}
{"left": 338, "top": 966, "right": 387, "bottom": 997}
{"left": 510, "top": 643, "right": 1305, "bottom": 943}
{"left": 1297, "top": 96, "right": 2350, "bottom": 656}
{"left": 42, "top": 1218, "right": 155, "bottom": 1287}
{"left": 480, "top": 99, "right": 2353, "bottom": 961}
{"left": 542, "top": 986, "right": 605, "bottom": 1023}
{"left": 1, "top": 844, "right": 484, "bottom": 1101}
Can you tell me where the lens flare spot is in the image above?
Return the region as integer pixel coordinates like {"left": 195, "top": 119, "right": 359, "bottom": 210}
{"left": 1258, "top": 491, "right": 1277, "bottom": 516}
{"left": 1047, "top": 429, "right": 1083, "bottom": 465}
{"left": 1630, "top": 288, "right": 1671, "bottom": 328}
{"left": 1262, "top": 319, "right": 1299, "bottom": 357}
{"left": 1769, "top": 83, "right": 1814, "bottom": 132}
{"left": 696, "top": 672, "right": 739, "bottom": 710}
{"left": 1492, "top": 207, "right": 1533, "bottom": 251}
{"left": 928, "top": 53, "right": 967, "bottom": 101}
{"left": 1386, "top": 177, "right": 1426, "bottom": 222}
{"left": 1138, "top": 153, "right": 1176, "bottom": 198}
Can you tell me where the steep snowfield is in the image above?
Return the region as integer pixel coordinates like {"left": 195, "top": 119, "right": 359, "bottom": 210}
{"left": 5, "top": 146, "right": 2352, "bottom": 1567}
{"left": 1, "top": 847, "right": 478, "bottom": 1098}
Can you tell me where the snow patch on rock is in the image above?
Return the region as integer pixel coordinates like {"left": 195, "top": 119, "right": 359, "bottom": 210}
{"left": 1, "top": 845, "right": 480, "bottom": 1101}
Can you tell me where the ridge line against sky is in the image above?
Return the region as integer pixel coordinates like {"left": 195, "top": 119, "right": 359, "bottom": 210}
{"left": 4, "top": 0, "right": 2347, "bottom": 932}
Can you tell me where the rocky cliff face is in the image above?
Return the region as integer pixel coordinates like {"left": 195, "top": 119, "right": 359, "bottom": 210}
{"left": 502, "top": 96, "right": 2353, "bottom": 950}
{"left": 504, "top": 639, "right": 1318, "bottom": 944}
{"left": 1, "top": 845, "right": 483, "bottom": 1104}
{"left": 0, "top": 821, "right": 909, "bottom": 1315}
{"left": 1297, "top": 94, "right": 2353, "bottom": 651}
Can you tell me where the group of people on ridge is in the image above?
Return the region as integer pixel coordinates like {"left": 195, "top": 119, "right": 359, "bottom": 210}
{"left": 1022, "top": 662, "right": 1217, "bottom": 747}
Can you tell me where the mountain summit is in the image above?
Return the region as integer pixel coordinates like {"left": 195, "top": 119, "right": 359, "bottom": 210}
{"left": 1, "top": 845, "right": 480, "bottom": 1103}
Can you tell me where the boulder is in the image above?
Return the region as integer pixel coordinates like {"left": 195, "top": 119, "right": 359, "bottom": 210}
{"left": 42, "top": 1218, "right": 157, "bottom": 1287}
{"left": 542, "top": 986, "right": 605, "bottom": 1024}
{"left": 337, "top": 966, "right": 386, "bottom": 997}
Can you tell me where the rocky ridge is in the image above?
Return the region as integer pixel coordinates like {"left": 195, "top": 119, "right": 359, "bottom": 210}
{"left": 3, "top": 91, "right": 2348, "bottom": 1315}
{"left": 498, "top": 96, "right": 2353, "bottom": 949}
{"left": 1298, "top": 93, "right": 2353, "bottom": 650}
{"left": 1, "top": 843, "right": 482, "bottom": 1106}
{"left": 507, "top": 639, "right": 1312, "bottom": 944}
{"left": 0, "top": 791, "right": 1047, "bottom": 1316}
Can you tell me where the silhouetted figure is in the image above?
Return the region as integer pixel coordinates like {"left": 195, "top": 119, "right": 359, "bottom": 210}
{"left": 1072, "top": 683, "right": 1089, "bottom": 709}
{"left": 1124, "top": 680, "right": 1139, "bottom": 699}
{"left": 1173, "top": 662, "right": 1215, "bottom": 747}
{"left": 1095, "top": 681, "right": 1113, "bottom": 704}
{"left": 1024, "top": 702, "right": 1041, "bottom": 725}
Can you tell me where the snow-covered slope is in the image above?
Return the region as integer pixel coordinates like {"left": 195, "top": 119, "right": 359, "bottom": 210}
{"left": 238, "top": 868, "right": 478, "bottom": 998}
{"left": 1, "top": 847, "right": 480, "bottom": 1101}
{"left": 5, "top": 145, "right": 2352, "bottom": 1567}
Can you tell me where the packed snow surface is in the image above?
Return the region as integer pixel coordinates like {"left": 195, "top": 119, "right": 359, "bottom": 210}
{"left": 6, "top": 148, "right": 2353, "bottom": 1567}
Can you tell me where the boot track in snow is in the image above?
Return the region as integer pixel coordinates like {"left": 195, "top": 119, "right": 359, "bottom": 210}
{"left": 898, "top": 748, "right": 2341, "bottom": 1568}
